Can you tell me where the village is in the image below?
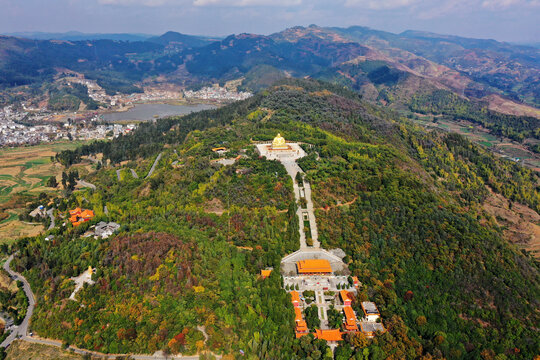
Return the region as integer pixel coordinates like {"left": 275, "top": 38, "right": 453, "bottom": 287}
{"left": 0, "top": 105, "right": 137, "bottom": 146}
{"left": 256, "top": 134, "right": 385, "bottom": 346}
{"left": 183, "top": 86, "right": 252, "bottom": 101}
{"left": 0, "top": 77, "right": 252, "bottom": 147}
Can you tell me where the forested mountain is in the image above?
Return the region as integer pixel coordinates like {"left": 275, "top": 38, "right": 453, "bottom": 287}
{"left": 0, "top": 36, "right": 164, "bottom": 93}
{"left": 1, "top": 25, "right": 539, "bottom": 145}
{"left": 2, "top": 24, "right": 538, "bottom": 109}
{"left": 332, "top": 26, "right": 540, "bottom": 106}
{"left": 2, "top": 31, "right": 153, "bottom": 42}
{"left": 7, "top": 79, "right": 539, "bottom": 359}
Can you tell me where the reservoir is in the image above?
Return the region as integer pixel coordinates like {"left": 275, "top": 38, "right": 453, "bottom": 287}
{"left": 102, "top": 103, "right": 216, "bottom": 122}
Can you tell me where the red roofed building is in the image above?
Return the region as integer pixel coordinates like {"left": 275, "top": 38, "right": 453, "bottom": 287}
{"left": 296, "top": 259, "right": 332, "bottom": 274}
{"left": 343, "top": 306, "right": 358, "bottom": 332}
{"left": 294, "top": 308, "right": 309, "bottom": 336}
{"left": 69, "top": 208, "right": 94, "bottom": 226}
{"left": 290, "top": 291, "right": 300, "bottom": 307}
{"left": 340, "top": 290, "right": 352, "bottom": 306}
{"left": 315, "top": 329, "right": 343, "bottom": 342}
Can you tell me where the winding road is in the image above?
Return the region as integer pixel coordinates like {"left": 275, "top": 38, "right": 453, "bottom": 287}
{"left": 1, "top": 254, "right": 36, "bottom": 348}
{"left": 76, "top": 180, "right": 96, "bottom": 190}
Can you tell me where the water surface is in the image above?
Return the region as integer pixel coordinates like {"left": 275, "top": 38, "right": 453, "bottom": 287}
{"left": 102, "top": 103, "right": 216, "bottom": 122}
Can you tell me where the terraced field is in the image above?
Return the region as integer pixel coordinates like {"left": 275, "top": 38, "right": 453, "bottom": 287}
{"left": 0, "top": 142, "right": 82, "bottom": 243}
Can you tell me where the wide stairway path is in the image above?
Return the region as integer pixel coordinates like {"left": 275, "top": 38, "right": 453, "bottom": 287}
{"left": 281, "top": 159, "right": 320, "bottom": 249}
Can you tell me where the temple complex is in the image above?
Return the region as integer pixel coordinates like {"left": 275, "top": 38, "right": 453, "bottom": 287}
{"left": 256, "top": 133, "right": 384, "bottom": 345}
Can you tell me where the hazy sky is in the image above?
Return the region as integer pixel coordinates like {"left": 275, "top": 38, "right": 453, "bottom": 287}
{"left": 0, "top": 0, "right": 539, "bottom": 43}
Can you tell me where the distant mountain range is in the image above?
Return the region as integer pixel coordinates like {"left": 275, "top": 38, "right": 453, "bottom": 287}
{"left": 0, "top": 25, "right": 538, "bottom": 114}
{"left": 2, "top": 31, "right": 155, "bottom": 42}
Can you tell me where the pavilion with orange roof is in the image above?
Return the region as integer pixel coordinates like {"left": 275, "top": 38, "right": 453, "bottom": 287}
{"left": 69, "top": 207, "right": 94, "bottom": 226}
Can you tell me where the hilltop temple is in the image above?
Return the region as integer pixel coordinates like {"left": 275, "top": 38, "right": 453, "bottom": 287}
{"left": 271, "top": 133, "right": 290, "bottom": 150}
{"left": 256, "top": 133, "right": 305, "bottom": 160}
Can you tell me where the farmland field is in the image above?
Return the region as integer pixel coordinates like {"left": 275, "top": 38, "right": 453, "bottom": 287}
{"left": 0, "top": 142, "right": 83, "bottom": 244}
{"left": 5, "top": 340, "right": 83, "bottom": 360}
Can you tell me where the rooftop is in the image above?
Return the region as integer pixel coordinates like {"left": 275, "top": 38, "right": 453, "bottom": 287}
{"left": 290, "top": 291, "right": 300, "bottom": 303}
{"left": 294, "top": 307, "right": 303, "bottom": 321}
{"left": 261, "top": 269, "right": 272, "bottom": 279}
{"left": 361, "top": 301, "right": 380, "bottom": 315}
{"left": 315, "top": 329, "right": 343, "bottom": 342}
{"left": 340, "top": 290, "right": 352, "bottom": 302}
{"left": 359, "top": 322, "right": 385, "bottom": 334}
{"left": 343, "top": 306, "right": 357, "bottom": 323}
{"left": 296, "top": 259, "right": 332, "bottom": 274}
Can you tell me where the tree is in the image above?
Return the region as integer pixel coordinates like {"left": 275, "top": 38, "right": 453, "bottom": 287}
{"left": 47, "top": 176, "right": 58, "bottom": 188}
{"left": 334, "top": 344, "right": 353, "bottom": 360}
{"left": 304, "top": 305, "right": 320, "bottom": 330}
{"left": 61, "top": 171, "right": 68, "bottom": 188}
{"left": 347, "top": 332, "right": 368, "bottom": 348}
{"left": 295, "top": 172, "right": 303, "bottom": 185}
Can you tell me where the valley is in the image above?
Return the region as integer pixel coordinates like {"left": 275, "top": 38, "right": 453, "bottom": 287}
{"left": 0, "top": 18, "right": 538, "bottom": 360}
{"left": 0, "top": 80, "right": 537, "bottom": 359}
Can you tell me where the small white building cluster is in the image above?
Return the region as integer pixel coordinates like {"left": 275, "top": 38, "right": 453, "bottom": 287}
{"left": 94, "top": 221, "right": 121, "bottom": 239}
{"left": 184, "top": 86, "right": 252, "bottom": 101}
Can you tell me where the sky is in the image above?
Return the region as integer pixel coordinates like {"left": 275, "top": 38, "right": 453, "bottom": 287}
{"left": 0, "top": 0, "right": 539, "bottom": 43}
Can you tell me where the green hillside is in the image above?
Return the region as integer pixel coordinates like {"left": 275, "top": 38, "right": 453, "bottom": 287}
{"left": 6, "top": 79, "right": 540, "bottom": 359}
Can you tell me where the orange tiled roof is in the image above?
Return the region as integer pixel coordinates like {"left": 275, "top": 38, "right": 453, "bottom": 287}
{"left": 69, "top": 207, "right": 82, "bottom": 216}
{"left": 290, "top": 291, "right": 300, "bottom": 304}
{"left": 296, "top": 259, "right": 332, "bottom": 274}
{"left": 261, "top": 269, "right": 272, "bottom": 278}
{"left": 315, "top": 329, "right": 343, "bottom": 342}
{"left": 340, "top": 290, "right": 352, "bottom": 303}
{"left": 296, "top": 332, "right": 309, "bottom": 338}
{"left": 296, "top": 320, "right": 308, "bottom": 332}
{"left": 69, "top": 208, "right": 94, "bottom": 226}
{"left": 344, "top": 306, "right": 357, "bottom": 322}
{"left": 294, "top": 307, "right": 303, "bottom": 321}
{"left": 80, "top": 209, "right": 94, "bottom": 219}
{"left": 343, "top": 306, "right": 358, "bottom": 331}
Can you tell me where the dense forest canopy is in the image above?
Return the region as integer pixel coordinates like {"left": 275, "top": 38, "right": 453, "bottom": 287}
{"left": 5, "top": 79, "right": 540, "bottom": 359}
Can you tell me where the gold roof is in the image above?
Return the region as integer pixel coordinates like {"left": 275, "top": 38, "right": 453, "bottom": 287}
{"left": 272, "top": 133, "right": 287, "bottom": 149}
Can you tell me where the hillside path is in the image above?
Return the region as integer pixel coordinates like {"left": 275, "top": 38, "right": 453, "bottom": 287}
{"left": 46, "top": 208, "right": 55, "bottom": 230}
{"left": 76, "top": 180, "right": 96, "bottom": 190}
{"left": 20, "top": 336, "right": 221, "bottom": 359}
{"left": 1, "top": 254, "right": 36, "bottom": 348}
{"left": 146, "top": 152, "right": 162, "bottom": 179}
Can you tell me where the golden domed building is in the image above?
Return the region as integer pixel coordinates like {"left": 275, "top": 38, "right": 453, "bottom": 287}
{"left": 271, "top": 133, "right": 289, "bottom": 150}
